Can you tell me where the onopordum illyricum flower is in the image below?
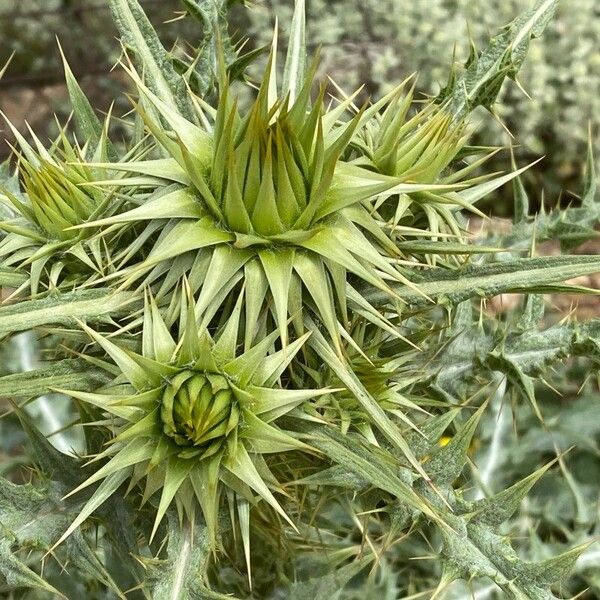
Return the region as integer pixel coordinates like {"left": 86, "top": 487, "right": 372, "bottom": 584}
{"left": 55, "top": 284, "right": 331, "bottom": 551}
{"left": 0, "top": 131, "right": 113, "bottom": 295}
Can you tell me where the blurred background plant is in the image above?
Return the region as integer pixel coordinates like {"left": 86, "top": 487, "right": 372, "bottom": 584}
{"left": 0, "top": 0, "right": 220, "bottom": 158}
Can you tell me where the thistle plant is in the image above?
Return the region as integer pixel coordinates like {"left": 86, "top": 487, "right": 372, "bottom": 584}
{"left": 0, "top": 0, "right": 599, "bottom": 598}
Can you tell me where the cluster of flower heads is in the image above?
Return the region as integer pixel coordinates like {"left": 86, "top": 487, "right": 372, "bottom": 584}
{"left": 0, "top": 3, "right": 518, "bottom": 574}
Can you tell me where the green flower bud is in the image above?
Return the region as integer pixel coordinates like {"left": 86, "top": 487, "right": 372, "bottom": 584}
{"left": 160, "top": 370, "right": 238, "bottom": 449}
{"left": 20, "top": 158, "right": 96, "bottom": 241}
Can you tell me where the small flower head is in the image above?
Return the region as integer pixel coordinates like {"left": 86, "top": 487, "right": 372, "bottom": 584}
{"left": 0, "top": 129, "right": 114, "bottom": 294}
{"left": 160, "top": 370, "right": 237, "bottom": 451}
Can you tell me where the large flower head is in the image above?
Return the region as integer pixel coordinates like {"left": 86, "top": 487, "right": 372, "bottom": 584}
{"left": 55, "top": 284, "right": 330, "bottom": 550}
{"left": 76, "top": 41, "right": 462, "bottom": 353}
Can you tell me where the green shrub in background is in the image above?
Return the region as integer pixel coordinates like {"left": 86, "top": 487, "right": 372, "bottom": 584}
{"left": 0, "top": 0, "right": 207, "bottom": 79}
{"left": 0, "top": 0, "right": 241, "bottom": 160}
{"left": 0, "top": 0, "right": 599, "bottom": 598}
{"left": 0, "top": 1, "right": 155, "bottom": 160}
{"left": 244, "top": 0, "right": 600, "bottom": 206}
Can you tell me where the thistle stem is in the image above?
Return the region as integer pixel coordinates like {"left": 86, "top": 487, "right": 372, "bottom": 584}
{"left": 170, "top": 515, "right": 193, "bottom": 600}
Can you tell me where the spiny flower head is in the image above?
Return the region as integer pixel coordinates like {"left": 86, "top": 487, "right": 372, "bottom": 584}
{"left": 350, "top": 79, "right": 509, "bottom": 250}
{"left": 0, "top": 130, "right": 115, "bottom": 294}
{"left": 75, "top": 48, "right": 459, "bottom": 353}
{"left": 17, "top": 156, "right": 96, "bottom": 241}
{"left": 196, "top": 54, "right": 368, "bottom": 240}
{"left": 0, "top": 124, "right": 108, "bottom": 239}
{"left": 55, "top": 284, "right": 331, "bottom": 551}
{"left": 160, "top": 370, "right": 237, "bottom": 451}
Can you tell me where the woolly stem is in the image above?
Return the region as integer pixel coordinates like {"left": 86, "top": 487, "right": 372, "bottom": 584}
{"left": 170, "top": 515, "right": 193, "bottom": 600}
{"left": 443, "top": 582, "right": 499, "bottom": 600}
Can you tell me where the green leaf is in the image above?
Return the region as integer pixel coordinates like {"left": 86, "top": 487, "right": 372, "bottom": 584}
{"left": 87, "top": 158, "right": 190, "bottom": 185}
{"left": 13, "top": 404, "right": 82, "bottom": 487}
{"left": 78, "top": 188, "right": 205, "bottom": 228}
{"left": 282, "top": 0, "right": 306, "bottom": 105}
{"left": 428, "top": 314, "right": 600, "bottom": 403}
{"left": 225, "top": 444, "right": 293, "bottom": 528}
{"left": 149, "top": 456, "right": 194, "bottom": 542}
{"left": 109, "top": 0, "right": 192, "bottom": 118}
{"left": 180, "top": 0, "right": 241, "bottom": 97}
{"left": 52, "top": 470, "right": 131, "bottom": 550}
{"left": 249, "top": 385, "right": 331, "bottom": 422}
{"left": 294, "top": 253, "right": 341, "bottom": 355}
{"left": 144, "top": 219, "right": 233, "bottom": 267}
{"left": 395, "top": 241, "right": 503, "bottom": 255}
{"left": 511, "top": 152, "right": 530, "bottom": 223}
{"left": 437, "top": 0, "right": 558, "bottom": 120}
{"left": 473, "top": 460, "right": 555, "bottom": 527}
{"left": 0, "top": 476, "right": 126, "bottom": 598}
{"left": 67, "top": 438, "right": 154, "bottom": 499}
{"left": 0, "top": 358, "right": 109, "bottom": 399}
{"left": 306, "top": 321, "right": 432, "bottom": 483}
{"left": 425, "top": 403, "right": 487, "bottom": 485}
{"left": 195, "top": 245, "right": 252, "bottom": 317}
{"left": 259, "top": 249, "right": 294, "bottom": 347}
{"left": 524, "top": 542, "right": 594, "bottom": 586}
{"left": 363, "top": 255, "right": 600, "bottom": 307}
{"left": 483, "top": 352, "right": 543, "bottom": 421}
{"left": 456, "top": 160, "right": 540, "bottom": 207}
{"left": 288, "top": 555, "right": 373, "bottom": 600}
{"left": 299, "top": 422, "right": 441, "bottom": 524}
{"left": 581, "top": 132, "right": 597, "bottom": 208}
{"left": 0, "top": 538, "right": 67, "bottom": 599}
{"left": 67, "top": 532, "right": 127, "bottom": 599}
{"left": 0, "top": 267, "right": 27, "bottom": 288}
{"left": 58, "top": 41, "right": 116, "bottom": 160}
{"left": 0, "top": 289, "right": 136, "bottom": 334}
